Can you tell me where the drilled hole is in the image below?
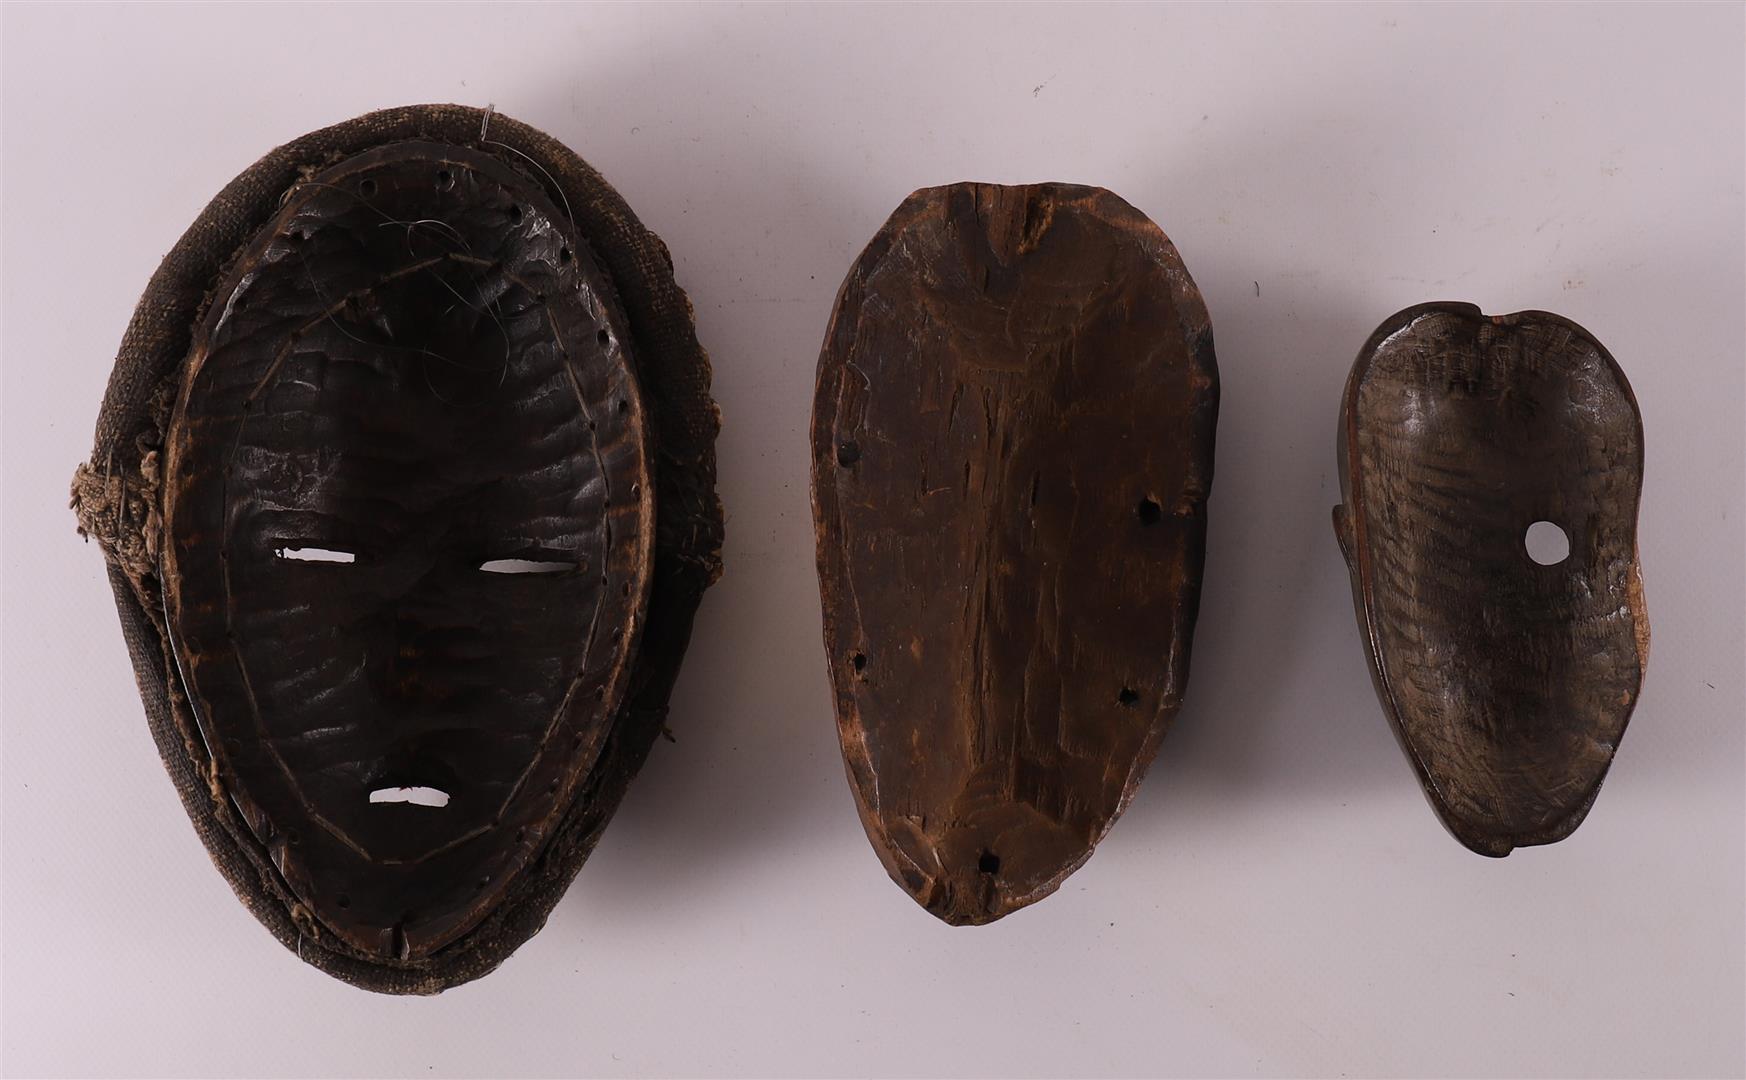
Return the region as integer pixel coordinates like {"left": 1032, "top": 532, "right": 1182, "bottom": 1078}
{"left": 596, "top": 328, "right": 611, "bottom": 347}
{"left": 1525, "top": 520, "right": 1570, "bottom": 565}
{"left": 1118, "top": 687, "right": 1139, "bottom": 707}
{"left": 617, "top": 399, "right": 629, "bottom": 414}
{"left": 559, "top": 246, "right": 573, "bottom": 263}
{"left": 1137, "top": 498, "right": 1162, "bottom": 526}
{"left": 978, "top": 851, "right": 1001, "bottom": 874}
{"left": 436, "top": 168, "right": 454, "bottom": 189}
{"left": 836, "top": 441, "right": 861, "bottom": 467}
{"left": 369, "top": 786, "right": 450, "bottom": 807}
{"left": 508, "top": 204, "right": 523, "bottom": 225}
{"left": 337, "top": 895, "right": 350, "bottom": 910}
{"left": 359, "top": 178, "right": 377, "bottom": 198}
{"left": 851, "top": 652, "right": 867, "bottom": 673}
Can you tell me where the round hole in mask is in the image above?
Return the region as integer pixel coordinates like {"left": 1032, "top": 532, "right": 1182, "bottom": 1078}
{"left": 1524, "top": 520, "right": 1570, "bottom": 566}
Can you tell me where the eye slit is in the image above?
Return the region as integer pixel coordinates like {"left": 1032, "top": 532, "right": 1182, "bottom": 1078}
{"left": 478, "top": 558, "right": 574, "bottom": 575}
{"left": 368, "top": 786, "right": 449, "bottom": 808}
{"left": 275, "top": 545, "right": 355, "bottom": 564}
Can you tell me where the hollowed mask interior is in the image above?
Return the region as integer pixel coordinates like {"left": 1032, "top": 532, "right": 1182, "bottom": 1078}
{"left": 161, "top": 142, "right": 653, "bottom": 959}
{"left": 1337, "top": 303, "right": 1647, "bottom": 855}
{"left": 813, "top": 183, "right": 1218, "bottom": 924}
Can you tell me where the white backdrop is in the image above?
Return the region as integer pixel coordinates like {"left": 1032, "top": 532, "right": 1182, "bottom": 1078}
{"left": 2, "top": 3, "right": 1742, "bottom": 1077}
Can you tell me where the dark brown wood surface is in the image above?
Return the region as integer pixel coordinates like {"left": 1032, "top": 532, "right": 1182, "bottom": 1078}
{"left": 1333, "top": 302, "right": 1648, "bottom": 856}
{"left": 812, "top": 183, "right": 1218, "bottom": 924}
{"left": 161, "top": 142, "right": 654, "bottom": 960}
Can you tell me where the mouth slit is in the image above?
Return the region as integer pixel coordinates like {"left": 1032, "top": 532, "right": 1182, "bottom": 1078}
{"left": 275, "top": 545, "right": 355, "bottom": 563}
{"left": 368, "top": 786, "right": 451, "bottom": 808}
